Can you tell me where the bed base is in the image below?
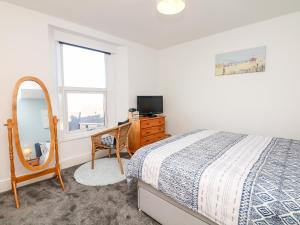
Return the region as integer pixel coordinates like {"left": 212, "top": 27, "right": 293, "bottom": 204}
{"left": 138, "top": 181, "right": 216, "bottom": 225}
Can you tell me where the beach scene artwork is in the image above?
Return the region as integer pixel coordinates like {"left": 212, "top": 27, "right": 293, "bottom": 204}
{"left": 215, "top": 46, "right": 266, "bottom": 76}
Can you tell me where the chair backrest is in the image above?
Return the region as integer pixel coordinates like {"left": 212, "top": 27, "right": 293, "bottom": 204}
{"left": 116, "top": 122, "right": 132, "bottom": 149}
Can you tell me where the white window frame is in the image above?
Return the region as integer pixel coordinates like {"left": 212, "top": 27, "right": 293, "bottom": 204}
{"left": 58, "top": 42, "right": 110, "bottom": 140}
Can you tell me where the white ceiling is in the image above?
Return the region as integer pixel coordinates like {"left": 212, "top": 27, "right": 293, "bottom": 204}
{"left": 2, "top": 0, "right": 300, "bottom": 49}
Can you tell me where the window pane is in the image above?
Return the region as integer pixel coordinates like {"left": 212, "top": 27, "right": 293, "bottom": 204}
{"left": 62, "top": 44, "right": 106, "bottom": 88}
{"left": 67, "top": 93, "right": 105, "bottom": 132}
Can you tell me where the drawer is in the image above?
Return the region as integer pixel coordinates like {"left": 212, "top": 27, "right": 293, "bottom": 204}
{"left": 141, "top": 126, "right": 165, "bottom": 137}
{"left": 141, "top": 132, "right": 165, "bottom": 146}
{"left": 140, "top": 118, "right": 165, "bottom": 129}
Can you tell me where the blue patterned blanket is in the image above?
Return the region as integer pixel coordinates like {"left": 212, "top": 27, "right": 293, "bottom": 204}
{"left": 126, "top": 130, "right": 300, "bottom": 225}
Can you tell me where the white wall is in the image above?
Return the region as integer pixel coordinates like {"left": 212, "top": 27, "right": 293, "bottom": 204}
{"left": 158, "top": 12, "right": 300, "bottom": 139}
{"left": 128, "top": 46, "right": 159, "bottom": 108}
{"left": 0, "top": 2, "right": 158, "bottom": 192}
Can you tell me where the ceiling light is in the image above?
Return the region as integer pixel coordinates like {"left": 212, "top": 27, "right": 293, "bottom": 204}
{"left": 157, "top": 0, "right": 186, "bottom": 15}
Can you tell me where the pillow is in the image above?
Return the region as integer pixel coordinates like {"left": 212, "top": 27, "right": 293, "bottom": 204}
{"left": 39, "top": 142, "right": 50, "bottom": 165}
{"left": 40, "top": 142, "right": 49, "bottom": 155}
{"left": 101, "top": 135, "right": 115, "bottom": 148}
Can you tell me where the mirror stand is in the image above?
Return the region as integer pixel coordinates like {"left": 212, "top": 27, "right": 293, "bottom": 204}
{"left": 4, "top": 116, "right": 64, "bottom": 208}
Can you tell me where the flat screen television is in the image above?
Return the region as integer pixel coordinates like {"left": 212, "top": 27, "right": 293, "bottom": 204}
{"left": 137, "top": 96, "right": 163, "bottom": 116}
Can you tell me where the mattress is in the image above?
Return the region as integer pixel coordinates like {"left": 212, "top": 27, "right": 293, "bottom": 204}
{"left": 126, "top": 129, "right": 300, "bottom": 225}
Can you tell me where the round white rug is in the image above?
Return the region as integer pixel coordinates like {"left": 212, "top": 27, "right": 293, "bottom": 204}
{"left": 74, "top": 158, "right": 129, "bottom": 186}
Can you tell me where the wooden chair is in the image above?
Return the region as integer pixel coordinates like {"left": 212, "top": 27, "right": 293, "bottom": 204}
{"left": 91, "top": 122, "right": 132, "bottom": 174}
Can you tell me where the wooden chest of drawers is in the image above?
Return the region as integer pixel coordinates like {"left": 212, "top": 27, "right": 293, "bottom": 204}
{"left": 128, "top": 116, "right": 166, "bottom": 153}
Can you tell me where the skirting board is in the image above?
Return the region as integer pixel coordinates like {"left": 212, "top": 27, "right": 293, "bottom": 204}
{"left": 0, "top": 151, "right": 108, "bottom": 193}
{"left": 138, "top": 181, "right": 216, "bottom": 225}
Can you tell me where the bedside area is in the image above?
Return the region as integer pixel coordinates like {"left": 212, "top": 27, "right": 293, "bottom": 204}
{"left": 128, "top": 116, "right": 168, "bottom": 153}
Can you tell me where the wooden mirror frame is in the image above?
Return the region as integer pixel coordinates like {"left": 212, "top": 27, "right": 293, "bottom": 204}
{"left": 12, "top": 76, "right": 55, "bottom": 171}
{"left": 5, "top": 76, "right": 64, "bottom": 208}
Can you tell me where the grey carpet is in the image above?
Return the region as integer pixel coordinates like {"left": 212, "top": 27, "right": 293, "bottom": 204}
{"left": 0, "top": 158, "right": 160, "bottom": 225}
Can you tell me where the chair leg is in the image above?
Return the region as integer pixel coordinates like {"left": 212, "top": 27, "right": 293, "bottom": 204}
{"left": 108, "top": 149, "right": 111, "bottom": 158}
{"left": 127, "top": 146, "right": 132, "bottom": 158}
{"left": 115, "top": 147, "right": 124, "bottom": 175}
{"left": 92, "top": 145, "right": 95, "bottom": 170}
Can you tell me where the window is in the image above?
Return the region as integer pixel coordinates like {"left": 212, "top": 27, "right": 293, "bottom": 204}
{"left": 59, "top": 43, "right": 109, "bottom": 135}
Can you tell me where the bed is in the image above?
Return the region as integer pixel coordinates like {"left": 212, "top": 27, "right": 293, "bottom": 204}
{"left": 126, "top": 129, "right": 300, "bottom": 225}
{"left": 35, "top": 142, "right": 51, "bottom": 165}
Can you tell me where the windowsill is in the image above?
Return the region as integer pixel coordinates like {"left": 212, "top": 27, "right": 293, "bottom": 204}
{"left": 60, "top": 127, "right": 108, "bottom": 143}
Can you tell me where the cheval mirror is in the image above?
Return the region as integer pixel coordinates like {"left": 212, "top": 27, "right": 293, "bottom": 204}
{"left": 5, "top": 76, "right": 64, "bottom": 208}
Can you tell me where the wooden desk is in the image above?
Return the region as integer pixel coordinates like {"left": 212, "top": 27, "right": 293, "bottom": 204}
{"left": 27, "top": 158, "right": 40, "bottom": 167}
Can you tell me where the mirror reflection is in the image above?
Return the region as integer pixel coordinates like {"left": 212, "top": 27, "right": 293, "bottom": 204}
{"left": 17, "top": 81, "right": 51, "bottom": 167}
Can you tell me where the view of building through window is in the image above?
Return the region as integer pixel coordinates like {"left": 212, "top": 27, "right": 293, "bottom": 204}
{"left": 61, "top": 43, "right": 107, "bottom": 132}
{"left": 67, "top": 93, "right": 105, "bottom": 131}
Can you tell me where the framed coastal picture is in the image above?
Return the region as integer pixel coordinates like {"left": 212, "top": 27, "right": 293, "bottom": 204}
{"left": 215, "top": 46, "right": 266, "bottom": 76}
